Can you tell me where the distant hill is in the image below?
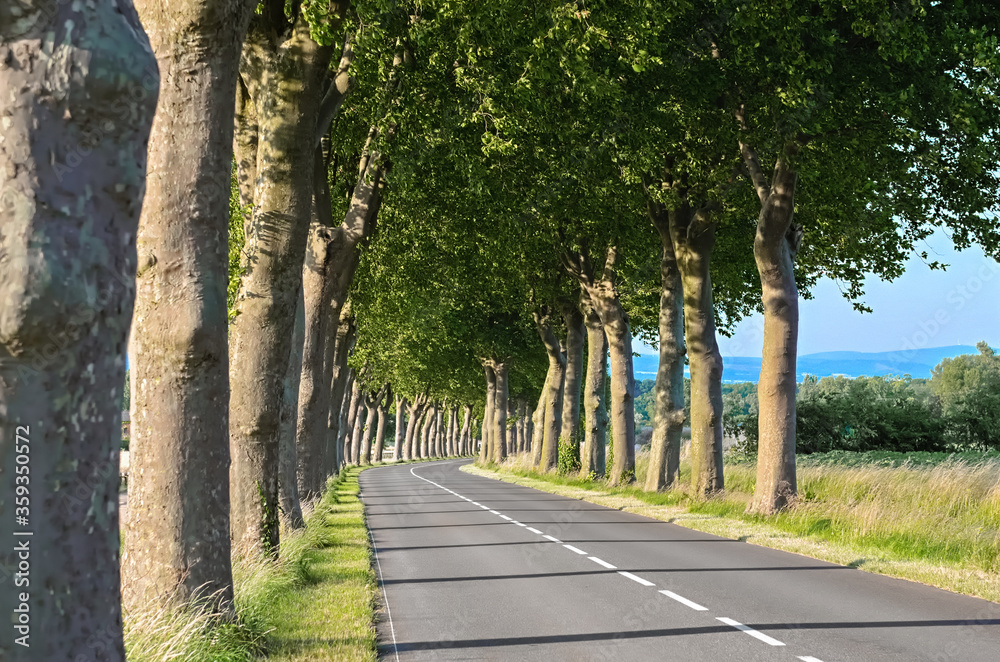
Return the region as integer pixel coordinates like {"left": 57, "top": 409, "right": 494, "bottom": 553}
{"left": 633, "top": 345, "right": 978, "bottom": 383}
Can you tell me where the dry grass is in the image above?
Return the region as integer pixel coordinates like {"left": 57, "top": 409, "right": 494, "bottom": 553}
{"left": 464, "top": 451, "right": 1000, "bottom": 603}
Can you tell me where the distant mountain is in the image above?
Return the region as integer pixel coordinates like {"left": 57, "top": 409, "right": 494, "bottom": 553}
{"left": 633, "top": 345, "right": 979, "bottom": 383}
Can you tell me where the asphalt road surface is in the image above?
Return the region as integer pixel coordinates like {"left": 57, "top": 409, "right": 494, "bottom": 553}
{"left": 361, "top": 459, "right": 1000, "bottom": 661}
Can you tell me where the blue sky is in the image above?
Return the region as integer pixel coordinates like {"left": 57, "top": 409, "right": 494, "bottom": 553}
{"left": 640, "top": 228, "right": 1000, "bottom": 358}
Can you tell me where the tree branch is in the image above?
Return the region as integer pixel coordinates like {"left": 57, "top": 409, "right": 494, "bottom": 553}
{"left": 315, "top": 32, "right": 356, "bottom": 146}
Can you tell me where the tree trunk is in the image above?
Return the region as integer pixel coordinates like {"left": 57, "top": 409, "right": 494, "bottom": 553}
{"left": 122, "top": 0, "right": 249, "bottom": 614}
{"left": 373, "top": 396, "right": 388, "bottom": 462}
{"left": 342, "top": 377, "right": 361, "bottom": 465}
{"left": 420, "top": 406, "right": 433, "bottom": 458}
{"left": 482, "top": 365, "right": 496, "bottom": 462}
{"left": 295, "top": 224, "right": 335, "bottom": 496}
{"left": 534, "top": 310, "right": 566, "bottom": 472}
{"left": 277, "top": 293, "right": 306, "bottom": 527}
{"left": 671, "top": 207, "right": 725, "bottom": 496}
{"left": 531, "top": 372, "right": 550, "bottom": 466}
{"left": 301, "top": 137, "right": 382, "bottom": 492}
{"left": 228, "top": 14, "right": 335, "bottom": 557}
{"left": 643, "top": 203, "right": 686, "bottom": 492}
{"left": 395, "top": 395, "right": 407, "bottom": 461}
{"left": 744, "top": 149, "right": 800, "bottom": 514}
{"left": 581, "top": 247, "right": 636, "bottom": 486}
{"left": 404, "top": 396, "right": 425, "bottom": 460}
{"left": 560, "top": 300, "right": 584, "bottom": 469}
{"left": 460, "top": 405, "right": 472, "bottom": 456}
{"left": 336, "top": 369, "right": 355, "bottom": 469}
{"left": 491, "top": 362, "right": 510, "bottom": 463}
{"left": 581, "top": 291, "right": 609, "bottom": 479}
{"left": 360, "top": 395, "right": 377, "bottom": 465}
{"left": 351, "top": 403, "right": 366, "bottom": 465}
{"left": 0, "top": 2, "right": 156, "bottom": 655}
{"left": 325, "top": 309, "right": 354, "bottom": 476}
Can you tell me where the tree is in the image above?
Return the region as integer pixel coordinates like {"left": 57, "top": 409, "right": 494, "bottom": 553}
{"left": 933, "top": 342, "right": 1000, "bottom": 449}
{"left": 0, "top": 2, "right": 157, "bottom": 657}
{"left": 228, "top": 2, "right": 352, "bottom": 556}
{"left": 124, "top": 0, "right": 256, "bottom": 610}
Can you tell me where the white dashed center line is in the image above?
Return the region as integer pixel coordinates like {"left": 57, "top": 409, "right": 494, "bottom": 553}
{"left": 405, "top": 464, "right": 828, "bottom": 662}
{"left": 716, "top": 617, "right": 785, "bottom": 646}
{"left": 658, "top": 590, "right": 708, "bottom": 611}
{"left": 618, "top": 571, "right": 655, "bottom": 587}
{"left": 588, "top": 556, "right": 617, "bottom": 570}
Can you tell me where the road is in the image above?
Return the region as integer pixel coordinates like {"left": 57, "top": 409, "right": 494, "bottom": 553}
{"left": 361, "top": 459, "right": 1000, "bottom": 661}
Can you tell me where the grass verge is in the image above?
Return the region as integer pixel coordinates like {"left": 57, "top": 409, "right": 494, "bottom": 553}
{"left": 125, "top": 457, "right": 460, "bottom": 661}
{"left": 462, "top": 452, "right": 1000, "bottom": 604}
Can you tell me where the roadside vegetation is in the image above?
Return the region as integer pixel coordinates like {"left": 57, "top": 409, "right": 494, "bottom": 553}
{"left": 467, "top": 449, "right": 1000, "bottom": 603}
{"left": 123, "top": 466, "right": 378, "bottom": 662}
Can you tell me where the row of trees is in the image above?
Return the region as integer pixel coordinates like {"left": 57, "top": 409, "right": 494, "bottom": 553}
{"left": 2, "top": 0, "right": 999, "bottom": 658}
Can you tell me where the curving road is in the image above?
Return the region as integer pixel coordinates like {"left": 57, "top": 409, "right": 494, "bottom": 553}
{"left": 361, "top": 459, "right": 1000, "bottom": 661}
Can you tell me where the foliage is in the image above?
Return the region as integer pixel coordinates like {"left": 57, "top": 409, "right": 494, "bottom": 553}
{"left": 931, "top": 342, "right": 1000, "bottom": 449}
{"left": 227, "top": 165, "right": 250, "bottom": 321}
{"left": 723, "top": 344, "right": 1000, "bottom": 456}
{"left": 556, "top": 434, "right": 581, "bottom": 475}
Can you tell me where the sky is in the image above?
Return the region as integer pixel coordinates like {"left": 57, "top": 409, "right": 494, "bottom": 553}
{"left": 639, "top": 228, "right": 1000, "bottom": 358}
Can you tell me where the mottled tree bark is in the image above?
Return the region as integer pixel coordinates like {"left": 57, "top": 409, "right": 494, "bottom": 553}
{"left": 580, "top": 291, "right": 608, "bottom": 478}
{"left": 743, "top": 144, "right": 800, "bottom": 514}
{"left": 124, "top": 0, "right": 253, "bottom": 613}
{"left": 531, "top": 371, "right": 551, "bottom": 466}
{"left": 298, "top": 132, "right": 381, "bottom": 495}
{"left": 295, "top": 224, "right": 334, "bottom": 494}
{"left": 534, "top": 310, "right": 566, "bottom": 472}
{"left": 644, "top": 201, "right": 686, "bottom": 492}
{"left": 277, "top": 293, "right": 305, "bottom": 527}
{"left": 434, "top": 407, "right": 444, "bottom": 457}
{"left": 560, "top": 299, "right": 584, "bottom": 468}
{"left": 490, "top": 362, "right": 510, "bottom": 463}
{"left": 672, "top": 206, "right": 725, "bottom": 496}
{"left": 325, "top": 309, "right": 354, "bottom": 475}
{"left": 567, "top": 247, "right": 636, "bottom": 485}
{"left": 0, "top": 2, "right": 157, "bottom": 656}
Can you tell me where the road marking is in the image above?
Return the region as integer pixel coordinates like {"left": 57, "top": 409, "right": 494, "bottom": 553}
{"left": 588, "top": 556, "right": 617, "bottom": 570}
{"left": 716, "top": 617, "right": 785, "bottom": 646}
{"left": 797, "top": 657, "right": 825, "bottom": 662}
{"left": 368, "top": 530, "right": 400, "bottom": 662}
{"left": 499, "top": 515, "right": 512, "bottom": 520}
{"left": 526, "top": 527, "right": 543, "bottom": 534}
{"left": 488, "top": 509, "right": 500, "bottom": 514}
{"left": 618, "top": 571, "right": 655, "bottom": 587}
{"left": 470, "top": 502, "right": 481, "bottom": 506}
{"left": 658, "top": 590, "right": 708, "bottom": 611}
{"left": 563, "top": 544, "right": 588, "bottom": 555}
{"left": 542, "top": 534, "right": 562, "bottom": 543}
{"left": 513, "top": 521, "right": 526, "bottom": 526}
{"left": 479, "top": 505, "right": 490, "bottom": 510}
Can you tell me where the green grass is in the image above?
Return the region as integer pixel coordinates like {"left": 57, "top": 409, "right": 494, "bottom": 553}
{"left": 263, "top": 467, "right": 378, "bottom": 661}
{"left": 467, "top": 450, "right": 1000, "bottom": 602}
